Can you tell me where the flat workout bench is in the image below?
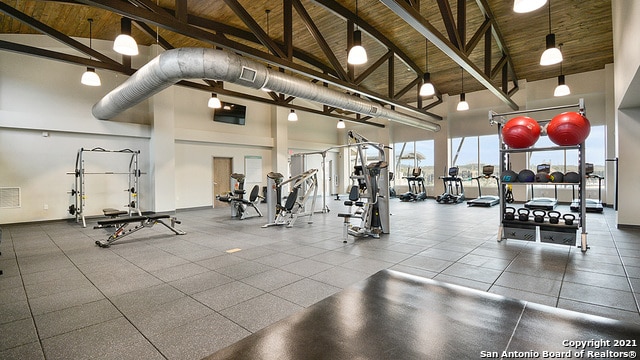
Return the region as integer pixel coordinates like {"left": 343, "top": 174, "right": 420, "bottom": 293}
{"left": 94, "top": 214, "right": 185, "bottom": 247}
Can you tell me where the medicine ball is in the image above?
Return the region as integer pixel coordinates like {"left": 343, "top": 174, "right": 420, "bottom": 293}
{"left": 501, "top": 169, "right": 519, "bottom": 183}
{"left": 502, "top": 116, "right": 541, "bottom": 149}
{"left": 517, "top": 169, "right": 536, "bottom": 182}
{"left": 564, "top": 171, "right": 581, "bottom": 183}
{"left": 549, "top": 171, "right": 564, "bottom": 183}
{"left": 535, "top": 172, "right": 550, "bottom": 182}
{"left": 547, "top": 112, "right": 591, "bottom": 146}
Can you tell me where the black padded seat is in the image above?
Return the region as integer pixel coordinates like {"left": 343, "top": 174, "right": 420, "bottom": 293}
{"left": 203, "top": 270, "right": 640, "bottom": 360}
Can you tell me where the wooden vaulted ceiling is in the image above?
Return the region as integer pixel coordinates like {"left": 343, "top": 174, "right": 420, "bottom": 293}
{"left": 0, "top": 0, "right": 613, "bottom": 126}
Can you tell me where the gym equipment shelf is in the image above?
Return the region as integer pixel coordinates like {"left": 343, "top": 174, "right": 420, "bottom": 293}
{"left": 490, "top": 99, "right": 589, "bottom": 252}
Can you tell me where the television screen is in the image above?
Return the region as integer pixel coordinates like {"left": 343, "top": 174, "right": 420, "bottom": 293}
{"left": 213, "top": 102, "right": 246, "bottom": 125}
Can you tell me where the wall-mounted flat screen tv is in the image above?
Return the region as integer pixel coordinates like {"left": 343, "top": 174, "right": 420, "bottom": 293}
{"left": 213, "top": 102, "right": 246, "bottom": 125}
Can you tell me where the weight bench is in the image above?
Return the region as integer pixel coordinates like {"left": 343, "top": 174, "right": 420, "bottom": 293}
{"left": 102, "top": 208, "right": 128, "bottom": 218}
{"left": 94, "top": 214, "right": 185, "bottom": 247}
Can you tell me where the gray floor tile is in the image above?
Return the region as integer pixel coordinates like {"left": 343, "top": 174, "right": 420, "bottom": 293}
{"left": 0, "top": 318, "right": 39, "bottom": 352}
{"left": 218, "top": 293, "right": 303, "bottom": 332}
{"left": 271, "top": 278, "right": 341, "bottom": 307}
{"left": 168, "top": 270, "right": 234, "bottom": 295}
{"left": 494, "top": 271, "right": 563, "bottom": 297}
{"left": 0, "top": 341, "right": 45, "bottom": 360}
{"left": 240, "top": 268, "right": 303, "bottom": 292}
{"left": 192, "top": 281, "right": 264, "bottom": 311}
{"left": 279, "top": 258, "right": 334, "bottom": 277}
{"left": 34, "top": 299, "right": 122, "bottom": 339}
{"left": 149, "top": 313, "right": 250, "bottom": 360}
{"left": 559, "top": 281, "right": 638, "bottom": 312}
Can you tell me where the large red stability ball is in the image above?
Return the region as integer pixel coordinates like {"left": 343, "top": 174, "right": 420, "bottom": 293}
{"left": 547, "top": 112, "right": 591, "bottom": 146}
{"left": 502, "top": 116, "right": 541, "bottom": 148}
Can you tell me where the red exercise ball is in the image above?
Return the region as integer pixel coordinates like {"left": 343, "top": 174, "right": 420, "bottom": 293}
{"left": 502, "top": 116, "right": 541, "bottom": 148}
{"left": 547, "top": 112, "right": 591, "bottom": 146}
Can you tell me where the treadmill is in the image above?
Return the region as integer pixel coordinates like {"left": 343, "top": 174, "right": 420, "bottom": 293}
{"left": 570, "top": 163, "right": 604, "bottom": 213}
{"left": 467, "top": 165, "right": 500, "bottom": 207}
{"left": 524, "top": 164, "right": 558, "bottom": 210}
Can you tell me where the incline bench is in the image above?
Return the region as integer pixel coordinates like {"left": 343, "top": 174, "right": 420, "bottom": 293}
{"left": 94, "top": 214, "right": 185, "bottom": 247}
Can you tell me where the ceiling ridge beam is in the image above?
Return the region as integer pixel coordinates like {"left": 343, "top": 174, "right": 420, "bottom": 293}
{"left": 292, "top": 0, "right": 349, "bottom": 81}
{"left": 379, "top": 0, "right": 519, "bottom": 110}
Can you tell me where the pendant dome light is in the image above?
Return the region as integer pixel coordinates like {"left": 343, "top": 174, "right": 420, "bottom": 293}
{"left": 81, "top": 18, "right": 101, "bottom": 86}
{"left": 208, "top": 93, "right": 222, "bottom": 108}
{"left": 337, "top": 119, "right": 346, "bottom": 129}
{"left": 347, "top": 0, "right": 367, "bottom": 65}
{"left": 539, "top": 0, "right": 562, "bottom": 66}
{"left": 513, "top": 0, "right": 547, "bottom": 13}
{"left": 554, "top": 49, "right": 570, "bottom": 97}
{"left": 113, "top": 17, "right": 139, "bottom": 56}
{"left": 419, "top": 39, "right": 435, "bottom": 97}
{"left": 456, "top": 68, "right": 469, "bottom": 111}
{"left": 288, "top": 109, "right": 298, "bottom": 121}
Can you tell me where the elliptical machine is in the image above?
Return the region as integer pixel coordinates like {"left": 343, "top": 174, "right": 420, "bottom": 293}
{"left": 398, "top": 168, "right": 427, "bottom": 202}
{"left": 436, "top": 166, "right": 465, "bottom": 204}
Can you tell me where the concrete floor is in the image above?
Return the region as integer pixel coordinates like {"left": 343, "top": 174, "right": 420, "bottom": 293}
{"left": 1, "top": 199, "right": 639, "bottom": 359}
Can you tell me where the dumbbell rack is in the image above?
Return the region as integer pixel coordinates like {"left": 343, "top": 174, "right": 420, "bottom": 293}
{"left": 489, "top": 99, "right": 589, "bottom": 252}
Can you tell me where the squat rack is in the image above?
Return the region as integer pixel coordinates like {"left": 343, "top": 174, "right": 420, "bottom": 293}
{"left": 68, "top": 147, "right": 142, "bottom": 227}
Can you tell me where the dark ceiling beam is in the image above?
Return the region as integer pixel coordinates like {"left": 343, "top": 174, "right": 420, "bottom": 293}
{"left": 185, "top": 14, "right": 335, "bottom": 77}
{"left": 222, "top": 0, "right": 286, "bottom": 58}
{"left": 355, "top": 50, "right": 393, "bottom": 86}
{"left": 474, "top": 0, "right": 519, "bottom": 87}
{"left": 313, "top": 0, "right": 422, "bottom": 75}
{"left": 465, "top": 17, "right": 491, "bottom": 56}
{"left": 379, "top": 0, "right": 519, "bottom": 110}
{"left": 133, "top": 21, "right": 173, "bottom": 50}
{"left": 0, "top": 40, "right": 130, "bottom": 74}
{"left": 292, "top": 0, "right": 348, "bottom": 81}
{"left": 422, "top": 97, "right": 442, "bottom": 111}
{"left": 71, "top": 0, "right": 435, "bottom": 119}
{"left": 0, "top": 2, "right": 120, "bottom": 67}
{"left": 435, "top": 0, "right": 461, "bottom": 50}
{"left": 457, "top": 0, "right": 466, "bottom": 48}
{"left": 175, "top": 0, "right": 187, "bottom": 22}
{"left": 179, "top": 79, "right": 384, "bottom": 127}
{"left": 491, "top": 55, "right": 508, "bottom": 79}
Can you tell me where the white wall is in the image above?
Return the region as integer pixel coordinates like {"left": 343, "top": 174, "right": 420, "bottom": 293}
{"left": 612, "top": 0, "right": 640, "bottom": 226}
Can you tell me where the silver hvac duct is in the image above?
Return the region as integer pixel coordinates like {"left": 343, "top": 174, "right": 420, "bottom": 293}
{"left": 92, "top": 47, "right": 441, "bottom": 132}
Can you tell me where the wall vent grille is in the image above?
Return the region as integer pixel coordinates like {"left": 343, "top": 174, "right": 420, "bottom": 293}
{"left": 0, "top": 187, "right": 21, "bottom": 208}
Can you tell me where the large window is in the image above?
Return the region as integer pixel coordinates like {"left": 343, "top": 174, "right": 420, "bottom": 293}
{"left": 394, "top": 140, "right": 434, "bottom": 186}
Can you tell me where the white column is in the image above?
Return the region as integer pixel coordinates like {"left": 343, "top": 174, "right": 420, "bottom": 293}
{"left": 149, "top": 87, "right": 177, "bottom": 213}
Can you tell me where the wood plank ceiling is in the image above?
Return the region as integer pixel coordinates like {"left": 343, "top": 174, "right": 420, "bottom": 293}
{"left": 0, "top": 0, "right": 613, "bottom": 127}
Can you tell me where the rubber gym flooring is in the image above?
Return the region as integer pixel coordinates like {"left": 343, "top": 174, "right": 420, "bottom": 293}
{"left": 1, "top": 199, "right": 639, "bottom": 359}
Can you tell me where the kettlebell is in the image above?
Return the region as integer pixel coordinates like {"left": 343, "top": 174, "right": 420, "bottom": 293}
{"left": 504, "top": 207, "right": 516, "bottom": 221}
{"left": 533, "top": 209, "right": 546, "bottom": 223}
{"left": 547, "top": 211, "right": 561, "bottom": 224}
{"left": 518, "top": 208, "right": 530, "bottom": 221}
{"left": 563, "top": 213, "right": 576, "bottom": 226}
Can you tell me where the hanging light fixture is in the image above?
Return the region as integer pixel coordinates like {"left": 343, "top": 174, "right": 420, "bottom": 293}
{"left": 347, "top": 0, "right": 367, "bottom": 65}
{"left": 457, "top": 68, "right": 469, "bottom": 111}
{"left": 513, "top": 0, "right": 547, "bottom": 13}
{"left": 288, "top": 109, "right": 298, "bottom": 121}
{"left": 554, "top": 51, "right": 570, "bottom": 97}
{"left": 113, "top": 17, "right": 139, "bottom": 56}
{"left": 419, "top": 39, "right": 435, "bottom": 97}
{"left": 539, "top": 0, "right": 562, "bottom": 66}
{"left": 81, "top": 18, "right": 101, "bottom": 86}
{"left": 337, "top": 120, "right": 346, "bottom": 129}
{"left": 208, "top": 93, "right": 222, "bottom": 108}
